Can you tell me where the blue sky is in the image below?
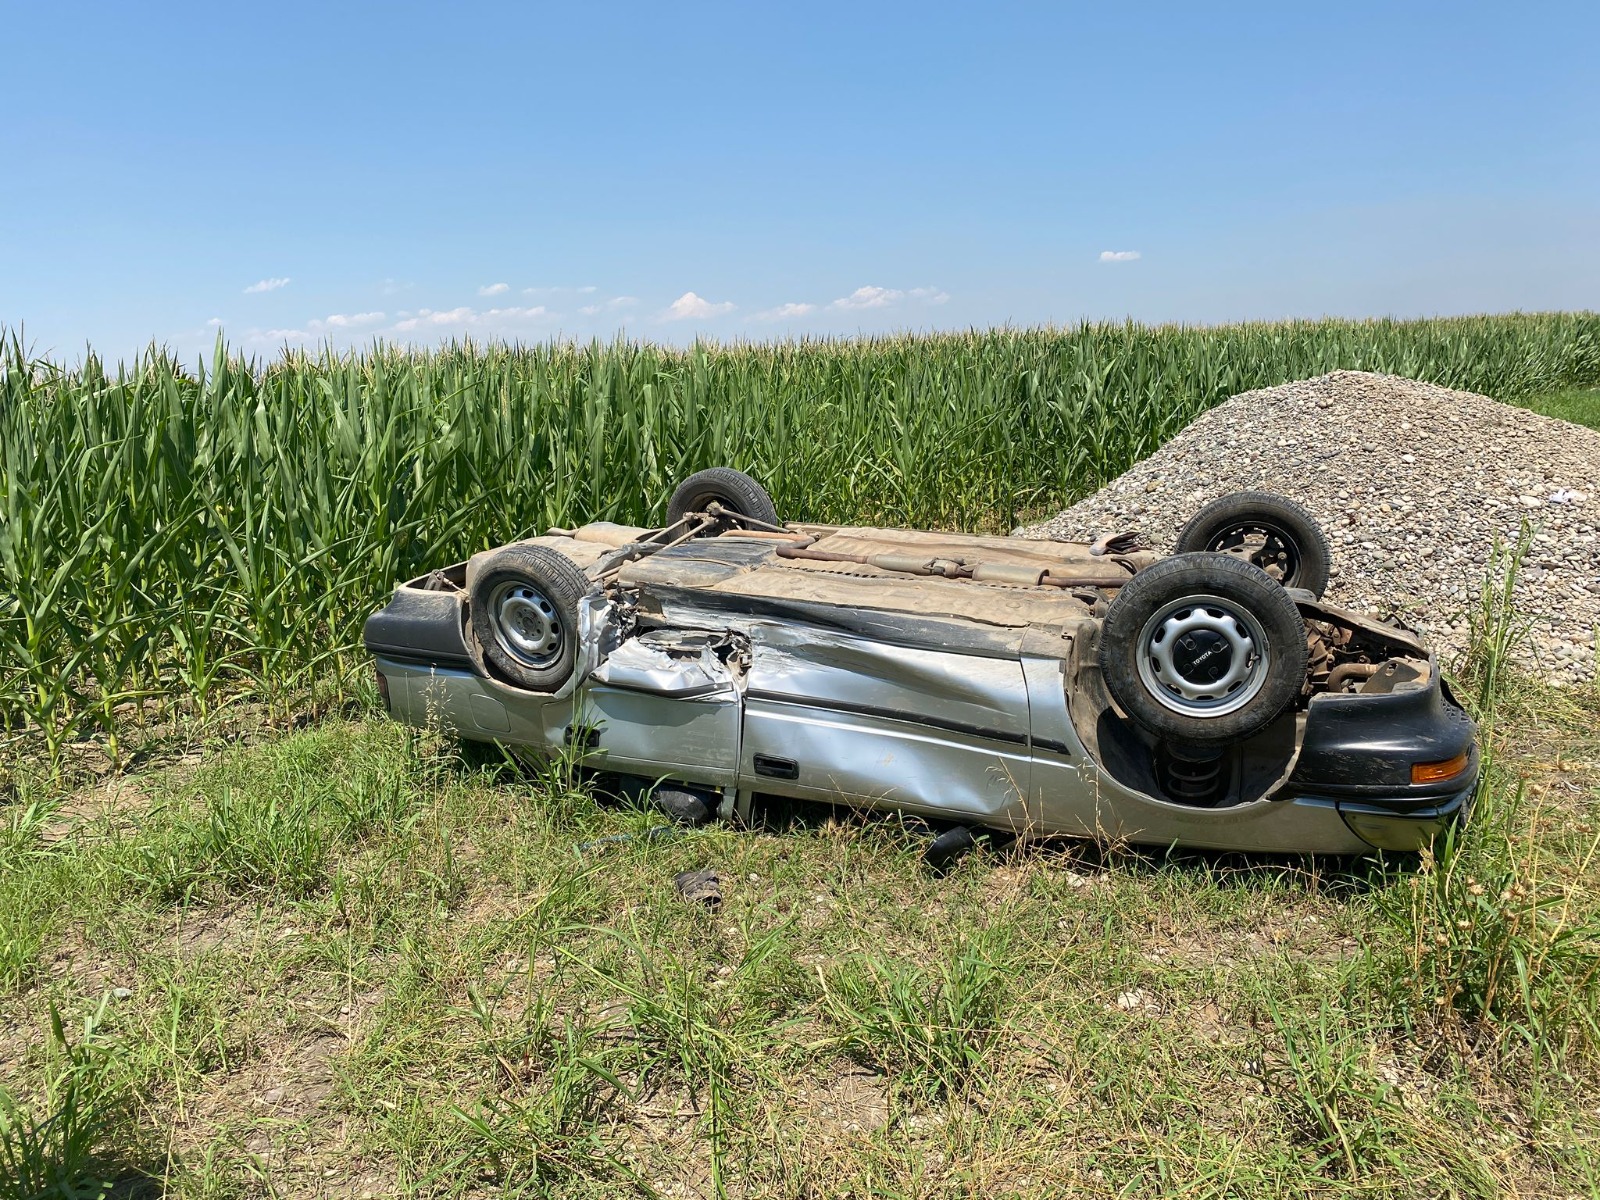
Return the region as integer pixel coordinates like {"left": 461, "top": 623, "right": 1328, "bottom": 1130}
{"left": 2, "top": 1, "right": 1597, "bottom": 362}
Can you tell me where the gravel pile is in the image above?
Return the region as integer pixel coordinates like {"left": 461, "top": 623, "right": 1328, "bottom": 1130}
{"left": 1019, "top": 371, "right": 1599, "bottom": 684}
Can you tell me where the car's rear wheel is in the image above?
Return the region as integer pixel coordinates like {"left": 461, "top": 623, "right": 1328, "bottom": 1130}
{"left": 1173, "top": 491, "right": 1331, "bottom": 597}
{"left": 666, "top": 467, "right": 780, "bottom": 534}
{"left": 469, "top": 544, "right": 591, "bottom": 691}
{"left": 1099, "top": 553, "right": 1308, "bottom": 746}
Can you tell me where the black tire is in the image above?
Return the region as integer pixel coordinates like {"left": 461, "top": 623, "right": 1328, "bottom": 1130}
{"left": 468, "top": 544, "right": 591, "bottom": 692}
{"left": 652, "top": 785, "right": 720, "bottom": 826}
{"left": 923, "top": 825, "right": 978, "bottom": 874}
{"left": 666, "top": 467, "right": 780, "bottom": 534}
{"left": 1099, "top": 553, "right": 1308, "bottom": 746}
{"left": 1173, "top": 491, "right": 1331, "bottom": 598}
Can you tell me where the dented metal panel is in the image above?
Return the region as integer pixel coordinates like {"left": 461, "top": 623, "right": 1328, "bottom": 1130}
{"left": 581, "top": 628, "right": 743, "bottom": 784}
{"left": 581, "top": 685, "right": 741, "bottom": 786}
{"left": 590, "top": 630, "right": 733, "bottom": 697}
{"left": 740, "top": 626, "right": 1033, "bottom": 823}
{"left": 745, "top": 625, "right": 1031, "bottom": 739}
{"left": 1022, "top": 654, "right": 1096, "bottom": 836}
{"left": 378, "top": 657, "right": 570, "bottom": 750}
{"left": 743, "top": 699, "right": 1033, "bottom": 824}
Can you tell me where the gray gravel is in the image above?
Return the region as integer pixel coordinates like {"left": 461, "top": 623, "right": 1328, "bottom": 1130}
{"left": 1018, "top": 371, "right": 1599, "bottom": 684}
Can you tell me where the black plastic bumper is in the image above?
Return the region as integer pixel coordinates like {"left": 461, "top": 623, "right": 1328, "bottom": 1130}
{"left": 1337, "top": 788, "right": 1472, "bottom": 850}
{"left": 1284, "top": 667, "right": 1478, "bottom": 848}
{"left": 362, "top": 581, "right": 474, "bottom": 670}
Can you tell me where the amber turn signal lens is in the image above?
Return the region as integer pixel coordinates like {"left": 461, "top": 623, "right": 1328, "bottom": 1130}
{"left": 1412, "top": 751, "right": 1469, "bottom": 784}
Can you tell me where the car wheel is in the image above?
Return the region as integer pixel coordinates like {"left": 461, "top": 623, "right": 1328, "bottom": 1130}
{"left": 1098, "top": 553, "right": 1308, "bottom": 746}
{"left": 666, "top": 467, "right": 780, "bottom": 534}
{"left": 469, "top": 544, "right": 591, "bottom": 691}
{"left": 1173, "top": 491, "right": 1331, "bottom": 597}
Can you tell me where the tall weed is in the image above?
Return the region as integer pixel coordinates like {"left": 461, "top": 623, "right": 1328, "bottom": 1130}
{"left": 1382, "top": 542, "right": 1600, "bottom": 1055}
{"left": 0, "top": 999, "right": 122, "bottom": 1200}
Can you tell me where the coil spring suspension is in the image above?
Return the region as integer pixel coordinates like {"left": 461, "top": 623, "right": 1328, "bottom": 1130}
{"left": 1158, "top": 743, "right": 1229, "bottom": 806}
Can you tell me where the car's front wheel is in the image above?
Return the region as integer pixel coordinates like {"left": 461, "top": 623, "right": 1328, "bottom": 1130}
{"left": 469, "top": 544, "right": 591, "bottom": 691}
{"left": 1098, "top": 553, "right": 1308, "bottom": 746}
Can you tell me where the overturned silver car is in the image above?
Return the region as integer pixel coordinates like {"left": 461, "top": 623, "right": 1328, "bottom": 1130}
{"left": 365, "top": 469, "right": 1477, "bottom": 855}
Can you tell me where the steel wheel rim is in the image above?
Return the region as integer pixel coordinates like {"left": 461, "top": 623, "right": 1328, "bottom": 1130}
{"left": 1206, "top": 521, "right": 1300, "bottom": 584}
{"left": 1135, "top": 593, "right": 1271, "bottom": 717}
{"left": 489, "top": 580, "right": 564, "bottom": 669}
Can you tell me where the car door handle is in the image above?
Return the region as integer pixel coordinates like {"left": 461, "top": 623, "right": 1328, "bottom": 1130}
{"left": 752, "top": 754, "right": 798, "bottom": 780}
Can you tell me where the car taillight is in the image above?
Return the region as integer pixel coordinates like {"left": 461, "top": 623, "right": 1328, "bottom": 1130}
{"left": 374, "top": 666, "right": 392, "bottom": 712}
{"left": 1411, "top": 751, "right": 1469, "bottom": 784}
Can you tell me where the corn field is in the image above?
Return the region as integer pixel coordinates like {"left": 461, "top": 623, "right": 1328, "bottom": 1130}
{"left": 3, "top": 314, "right": 1598, "bottom": 754}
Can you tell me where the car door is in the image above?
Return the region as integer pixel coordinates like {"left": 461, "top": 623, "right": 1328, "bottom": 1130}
{"left": 739, "top": 625, "right": 1033, "bottom": 827}
{"left": 579, "top": 631, "right": 743, "bottom": 789}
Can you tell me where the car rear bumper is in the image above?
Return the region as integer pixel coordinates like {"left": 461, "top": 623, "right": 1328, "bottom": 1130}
{"left": 1289, "top": 785, "right": 1472, "bottom": 851}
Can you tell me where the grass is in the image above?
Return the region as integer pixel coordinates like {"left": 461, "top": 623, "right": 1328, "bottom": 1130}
{"left": 0, "top": 657, "right": 1595, "bottom": 1196}
{"left": 4, "top": 313, "right": 1600, "bottom": 757}
{"left": 1513, "top": 384, "right": 1600, "bottom": 431}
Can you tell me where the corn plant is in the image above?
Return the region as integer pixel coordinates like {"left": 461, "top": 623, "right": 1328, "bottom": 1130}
{"left": 2, "top": 315, "right": 1598, "bottom": 753}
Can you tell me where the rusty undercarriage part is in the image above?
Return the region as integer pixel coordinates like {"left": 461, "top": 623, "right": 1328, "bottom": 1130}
{"left": 703, "top": 500, "right": 793, "bottom": 533}
{"left": 774, "top": 543, "right": 1140, "bottom": 589}
{"left": 1301, "top": 610, "right": 1434, "bottom": 697}
{"left": 1304, "top": 624, "right": 1333, "bottom": 694}
{"left": 1326, "top": 662, "right": 1380, "bottom": 692}
{"left": 1214, "top": 529, "right": 1289, "bottom": 580}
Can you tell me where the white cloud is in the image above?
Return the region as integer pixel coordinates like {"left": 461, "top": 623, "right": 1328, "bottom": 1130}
{"left": 307, "top": 311, "right": 386, "bottom": 331}
{"left": 831, "top": 285, "right": 902, "bottom": 310}
{"left": 205, "top": 317, "right": 224, "bottom": 328}
{"left": 478, "top": 282, "right": 510, "bottom": 296}
{"left": 581, "top": 295, "right": 642, "bottom": 316}
{"left": 829, "top": 285, "right": 949, "bottom": 311}
{"left": 523, "top": 284, "right": 603, "bottom": 297}
{"left": 663, "top": 292, "right": 735, "bottom": 321}
{"left": 243, "top": 277, "right": 291, "bottom": 294}
{"left": 1099, "top": 250, "right": 1141, "bottom": 262}
{"left": 484, "top": 306, "right": 551, "bottom": 320}
{"left": 755, "top": 302, "right": 817, "bottom": 321}
{"left": 390, "top": 305, "right": 551, "bottom": 333}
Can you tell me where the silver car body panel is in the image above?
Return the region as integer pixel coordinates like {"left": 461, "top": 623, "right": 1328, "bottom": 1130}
{"left": 373, "top": 599, "right": 1373, "bottom": 854}
{"left": 740, "top": 626, "right": 1034, "bottom": 827}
